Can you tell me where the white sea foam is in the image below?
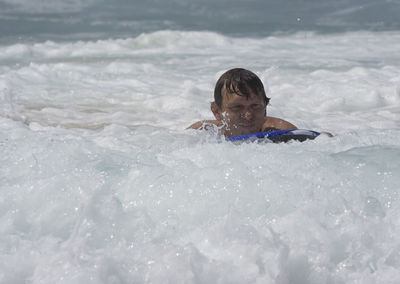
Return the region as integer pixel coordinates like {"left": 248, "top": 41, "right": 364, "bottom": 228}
{"left": 1, "top": 31, "right": 400, "bottom": 283}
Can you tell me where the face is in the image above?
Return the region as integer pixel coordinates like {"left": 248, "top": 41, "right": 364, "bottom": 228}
{"left": 213, "top": 91, "right": 266, "bottom": 137}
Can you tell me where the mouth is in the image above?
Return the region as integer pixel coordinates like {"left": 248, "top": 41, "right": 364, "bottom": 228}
{"left": 238, "top": 123, "right": 255, "bottom": 129}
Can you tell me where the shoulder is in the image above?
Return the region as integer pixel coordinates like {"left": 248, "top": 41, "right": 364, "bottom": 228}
{"left": 262, "top": 116, "right": 297, "bottom": 131}
{"left": 187, "top": 120, "right": 222, "bottom": 130}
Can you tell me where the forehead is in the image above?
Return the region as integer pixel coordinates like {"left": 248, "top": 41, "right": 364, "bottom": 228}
{"left": 221, "top": 91, "right": 265, "bottom": 106}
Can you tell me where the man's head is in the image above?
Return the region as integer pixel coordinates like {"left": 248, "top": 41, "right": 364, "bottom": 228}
{"left": 211, "top": 68, "right": 270, "bottom": 137}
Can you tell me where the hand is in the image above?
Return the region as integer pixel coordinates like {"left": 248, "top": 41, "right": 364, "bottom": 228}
{"left": 320, "top": 131, "right": 333, "bottom": 137}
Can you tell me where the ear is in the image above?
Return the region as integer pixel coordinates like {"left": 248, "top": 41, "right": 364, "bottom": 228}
{"left": 211, "top": 102, "right": 223, "bottom": 121}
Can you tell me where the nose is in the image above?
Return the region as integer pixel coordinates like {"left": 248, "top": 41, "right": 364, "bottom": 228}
{"left": 241, "top": 109, "right": 252, "bottom": 120}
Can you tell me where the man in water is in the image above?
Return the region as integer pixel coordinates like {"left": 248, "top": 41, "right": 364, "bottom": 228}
{"left": 188, "top": 68, "right": 297, "bottom": 138}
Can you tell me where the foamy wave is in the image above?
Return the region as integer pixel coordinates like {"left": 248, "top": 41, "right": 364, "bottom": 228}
{"left": 1, "top": 31, "right": 400, "bottom": 133}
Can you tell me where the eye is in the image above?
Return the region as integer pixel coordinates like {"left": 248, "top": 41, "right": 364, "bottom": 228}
{"left": 251, "top": 104, "right": 264, "bottom": 111}
{"left": 229, "top": 105, "right": 243, "bottom": 112}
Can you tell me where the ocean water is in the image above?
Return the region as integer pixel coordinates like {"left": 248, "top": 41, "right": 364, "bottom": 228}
{"left": 1, "top": 0, "right": 400, "bottom": 283}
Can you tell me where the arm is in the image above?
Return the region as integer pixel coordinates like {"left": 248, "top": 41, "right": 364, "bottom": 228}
{"left": 262, "top": 116, "right": 297, "bottom": 131}
{"left": 263, "top": 117, "right": 334, "bottom": 137}
{"left": 187, "top": 120, "right": 221, "bottom": 130}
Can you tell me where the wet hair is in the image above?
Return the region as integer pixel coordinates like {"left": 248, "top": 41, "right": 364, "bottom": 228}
{"left": 214, "top": 68, "right": 270, "bottom": 108}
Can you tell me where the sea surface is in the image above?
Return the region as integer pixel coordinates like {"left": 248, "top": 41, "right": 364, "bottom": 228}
{"left": 1, "top": 0, "right": 400, "bottom": 283}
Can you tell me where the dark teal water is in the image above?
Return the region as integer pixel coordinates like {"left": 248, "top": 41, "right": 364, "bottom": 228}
{"left": 1, "top": 0, "right": 400, "bottom": 43}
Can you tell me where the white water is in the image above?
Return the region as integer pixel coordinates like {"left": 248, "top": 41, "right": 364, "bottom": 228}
{"left": 1, "top": 31, "right": 400, "bottom": 283}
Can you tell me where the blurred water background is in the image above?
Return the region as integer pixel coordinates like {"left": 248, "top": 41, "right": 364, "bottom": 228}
{"left": 1, "top": 0, "right": 400, "bottom": 283}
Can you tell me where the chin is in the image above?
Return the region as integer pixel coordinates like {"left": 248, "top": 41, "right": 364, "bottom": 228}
{"left": 224, "top": 122, "right": 262, "bottom": 137}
